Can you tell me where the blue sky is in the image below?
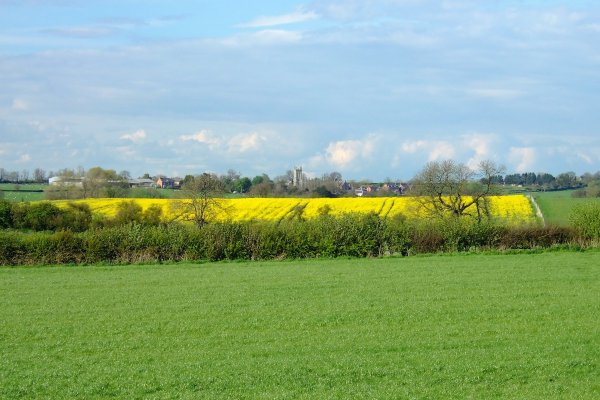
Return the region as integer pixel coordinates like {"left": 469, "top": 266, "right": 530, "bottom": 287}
{"left": 1, "top": 0, "right": 600, "bottom": 180}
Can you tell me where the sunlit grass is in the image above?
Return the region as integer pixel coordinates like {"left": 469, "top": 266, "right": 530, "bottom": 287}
{"left": 1, "top": 252, "right": 598, "bottom": 398}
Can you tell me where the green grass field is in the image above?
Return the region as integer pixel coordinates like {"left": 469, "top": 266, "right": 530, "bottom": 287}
{"left": 1, "top": 253, "right": 599, "bottom": 399}
{"left": 0, "top": 183, "right": 46, "bottom": 202}
{"left": 533, "top": 190, "right": 600, "bottom": 226}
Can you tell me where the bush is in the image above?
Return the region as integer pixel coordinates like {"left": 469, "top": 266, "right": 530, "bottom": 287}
{"left": 497, "top": 225, "right": 575, "bottom": 249}
{"left": 23, "top": 202, "right": 63, "bottom": 231}
{"left": 113, "top": 200, "right": 143, "bottom": 226}
{"left": 0, "top": 231, "right": 24, "bottom": 264}
{"left": 570, "top": 202, "right": 600, "bottom": 239}
{"left": 0, "top": 199, "right": 12, "bottom": 229}
{"left": 58, "top": 203, "right": 92, "bottom": 232}
{"left": 82, "top": 227, "right": 126, "bottom": 263}
{"left": 49, "top": 230, "right": 84, "bottom": 263}
{"left": 409, "top": 222, "right": 445, "bottom": 254}
{"left": 142, "top": 204, "right": 163, "bottom": 226}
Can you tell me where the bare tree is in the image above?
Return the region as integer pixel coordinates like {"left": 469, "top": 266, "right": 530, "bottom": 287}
{"left": 20, "top": 169, "right": 30, "bottom": 182}
{"left": 33, "top": 168, "right": 46, "bottom": 183}
{"left": 170, "top": 173, "right": 230, "bottom": 227}
{"left": 411, "top": 159, "right": 505, "bottom": 221}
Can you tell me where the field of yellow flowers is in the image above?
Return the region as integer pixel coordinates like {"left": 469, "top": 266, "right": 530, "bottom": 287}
{"left": 52, "top": 195, "right": 536, "bottom": 224}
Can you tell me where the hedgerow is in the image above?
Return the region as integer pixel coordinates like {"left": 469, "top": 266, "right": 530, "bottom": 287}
{"left": 570, "top": 202, "right": 600, "bottom": 239}
{"left": 0, "top": 213, "right": 587, "bottom": 266}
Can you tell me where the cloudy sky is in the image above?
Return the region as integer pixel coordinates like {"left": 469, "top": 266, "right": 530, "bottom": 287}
{"left": 1, "top": 0, "right": 600, "bottom": 180}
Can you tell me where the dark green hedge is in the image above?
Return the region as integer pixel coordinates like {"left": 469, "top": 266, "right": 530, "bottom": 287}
{"left": 0, "top": 214, "right": 581, "bottom": 266}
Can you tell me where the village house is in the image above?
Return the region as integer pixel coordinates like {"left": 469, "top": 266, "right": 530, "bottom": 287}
{"left": 156, "top": 176, "right": 182, "bottom": 189}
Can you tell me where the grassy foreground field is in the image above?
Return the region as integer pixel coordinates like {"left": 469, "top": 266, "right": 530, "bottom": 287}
{"left": 1, "top": 253, "right": 599, "bottom": 399}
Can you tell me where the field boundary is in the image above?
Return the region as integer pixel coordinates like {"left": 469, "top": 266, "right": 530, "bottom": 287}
{"left": 528, "top": 194, "right": 545, "bottom": 226}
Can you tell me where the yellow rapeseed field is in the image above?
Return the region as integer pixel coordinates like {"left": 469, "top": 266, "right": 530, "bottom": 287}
{"left": 51, "top": 195, "right": 536, "bottom": 224}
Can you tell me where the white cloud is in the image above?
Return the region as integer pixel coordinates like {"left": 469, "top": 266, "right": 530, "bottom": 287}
{"left": 576, "top": 152, "right": 593, "bottom": 164}
{"left": 325, "top": 134, "right": 377, "bottom": 168}
{"left": 467, "top": 88, "right": 523, "bottom": 99}
{"left": 216, "top": 29, "right": 304, "bottom": 46}
{"left": 250, "top": 29, "right": 303, "bottom": 44}
{"left": 120, "top": 129, "right": 146, "bottom": 143}
{"left": 227, "top": 132, "right": 266, "bottom": 153}
{"left": 400, "top": 139, "right": 455, "bottom": 161}
{"left": 427, "top": 141, "right": 455, "bottom": 161}
{"left": 43, "top": 26, "right": 114, "bottom": 38}
{"left": 401, "top": 140, "right": 428, "bottom": 153}
{"left": 180, "top": 130, "right": 221, "bottom": 149}
{"left": 240, "top": 10, "right": 319, "bottom": 28}
{"left": 19, "top": 153, "right": 31, "bottom": 162}
{"left": 462, "top": 133, "right": 496, "bottom": 169}
{"left": 11, "top": 98, "right": 29, "bottom": 111}
{"left": 509, "top": 147, "right": 536, "bottom": 173}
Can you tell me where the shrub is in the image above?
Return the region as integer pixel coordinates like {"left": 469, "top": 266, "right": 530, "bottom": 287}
{"left": 113, "top": 200, "right": 143, "bottom": 226}
{"left": 58, "top": 202, "right": 92, "bottom": 232}
{"left": 142, "top": 204, "right": 163, "bottom": 226}
{"left": 382, "top": 218, "right": 411, "bottom": 256}
{"left": 82, "top": 227, "right": 126, "bottom": 263}
{"left": 498, "top": 225, "right": 575, "bottom": 249}
{"left": 48, "top": 230, "right": 84, "bottom": 264}
{"left": 0, "top": 231, "right": 24, "bottom": 264}
{"left": 570, "top": 202, "right": 600, "bottom": 239}
{"left": 0, "top": 199, "right": 12, "bottom": 229}
{"left": 24, "top": 202, "right": 63, "bottom": 231}
{"left": 409, "top": 222, "right": 445, "bottom": 254}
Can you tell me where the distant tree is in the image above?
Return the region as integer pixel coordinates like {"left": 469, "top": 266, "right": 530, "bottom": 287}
{"left": 411, "top": 159, "right": 505, "bottom": 221}
{"left": 233, "top": 177, "right": 252, "bottom": 193}
{"left": 83, "top": 167, "right": 126, "bottom": 198}
{"left": 313, "top": 186, "right": 336, "bottom": 198}
{"left": 226, "top": 169, "right": 241, "bottom": 181}
{"left": 556, "top": 171, "right": 578, "bottom": 189}
{"left": 20, "top": 169, "right": 30, "bottom": 182}
{"left": 44, "top": 183, "right": 84, "bottom": 200}
{"left": 33, "top": 168, "right": 46, "bottom": 183}
{"left": 219, "top": 169, "right": 241, "bottom": 191}
{"left": 56, "top": 168, "right": 78, "bottom": 178}
{"left": 171, "top": 173, "right": 229, "bottom": 227}
{"left": 249, "top": 182, "right": 273, "bottom": 197}
{"left": 537, "top": 173, "right": 556, "bottom": 188}
{"left": 251, "top": 175, "right": 265, "bottom": 186}
{"left": 182, "top": 175, "right": 195, "bottom": 187}
{"left": 118, "top": 170, "right": 131, "bottom": 180}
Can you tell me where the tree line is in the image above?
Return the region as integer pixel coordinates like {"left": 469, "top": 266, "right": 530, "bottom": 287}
{"left": 2, "top": 164, "right": 600, "bottom": 201}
